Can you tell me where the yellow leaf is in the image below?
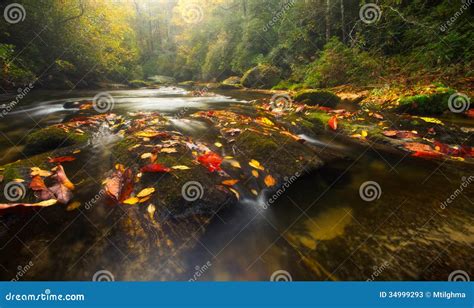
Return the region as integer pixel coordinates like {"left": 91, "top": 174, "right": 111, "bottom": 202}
{"left": 141, "top": 153, "right": 152, "bottom": 159}
{"left": 419, "top": 117, "right": 444, "bottom": 125}
{"left": 13, "top": 178, "right": 25, "bottom": 183}
{"left": 249, "top": 159, "right": 264, "bottom": 170}
{"left": 252, "top": 170, "right": 259, "bottom": 178}
{"left": 66, "top": 201, "right": 81, "bottom": 211}
{"left": 214, "top": 142, "right": 223, "bottom": 148}
{"left": 137, "top": 187, "right": 155, "bottom": 198}
{"left": 72, "top": 149, "right": 81, "bottom": 154}
{"left": 264, "top": 175, "right": 276, "bottom": 187}
{"left": 228, "top": 187, "right": 240, "bottom": 199}
{"left": 147, "top": 204, "right": 156, "bottom": 219}
{"left": 139, "top": 196, "right": 152, "bottom": 203}
{"left": 251, "top": 189, "right": 258, "bottom": 196}
{"left": 361, "top": 130, "right": 368, "bottom": 138}
{"left": 36, "top": 199, "right": 58, "bottom": 207}
{"left": 172, "top": 165, "right": 191, "bottom": 170}
{"left": 160, "top": 148, "right": 177, "bottom": 153}
{"left": 30, "top": 167, "right": 52, "bottom": 177}
{"left": 222, "top": 179, "right": 239, "bottom": 186}
{"left": 135, "top": 131, "right": 161, "bottom": 138}
{"left": 123, "top": 197, "right": 139, "bottom": 205}
{"left": 256, "top": 117, "right": 274, "bottom": 126}
{"left": 230, "top": 160, "right": 241, "bottom": 169}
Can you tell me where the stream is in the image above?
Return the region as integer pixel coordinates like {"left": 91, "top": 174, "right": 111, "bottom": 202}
{"left": 0, "top": 87, "right": 472, "bottom": 281}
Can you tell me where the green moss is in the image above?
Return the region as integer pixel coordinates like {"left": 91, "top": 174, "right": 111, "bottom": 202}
{"left": 222, "top": 76, "right": 241, "bottom": 86}
{"left": 397, "top": 88, "right": 456, "bottom": 115}
{"left": 241, "top": 65, "right": 281, "bottom": 89}
{"left": 2, "top": 164, "right": 21, "bottom": 181}
{"left": 24, "top": 127, "right": 89, "bottom": 155}
{"left": 304, "top": 111, "right": 333, "bottom": 130}
{"left": 293, "top": 90, "right": 341, "bottom": 107}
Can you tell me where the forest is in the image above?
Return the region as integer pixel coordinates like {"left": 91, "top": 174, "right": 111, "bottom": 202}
{"left": 1, "top": 0, "right": 472, "bottom": 90}
{"left": 0, "top": 0, "right": 472, "bottom": 282}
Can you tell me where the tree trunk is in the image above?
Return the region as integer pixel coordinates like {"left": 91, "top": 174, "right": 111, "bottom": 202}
{"left": 325, "top": 0, "right": 331, "bottom": 42}
{"left": 340, "top": 0, "right": 345, "bottom": 43}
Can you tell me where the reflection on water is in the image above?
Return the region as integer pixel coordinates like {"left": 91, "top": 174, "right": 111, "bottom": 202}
{"left": 0, "top": 87, "right": 472, "bottom": 281}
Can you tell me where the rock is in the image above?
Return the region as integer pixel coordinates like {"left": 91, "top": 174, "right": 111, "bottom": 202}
{"left": 24, "top": 127, "right": 89, "bottom": 155}
{"left": 222, "top": 76, "right": 242, "bottom": 86}
{"left": 178, "top": 80, "right": 195, "bottom": 87}
{"left": 216, "top": 83, "right": 242, "bottom": 90}
{"left": 293, "top": 90, "right": 341, "bottom": 108}
{"left": 396, "top": 87, "right": 456, "bottom": 115}
{"left": 128, "top": 80, "right": 149, "bottom": 88}
{"left": 241, "top": 65, "right": 281, "bottom": 89}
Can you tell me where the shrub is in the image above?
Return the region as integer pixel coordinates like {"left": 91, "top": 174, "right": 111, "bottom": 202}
{"left": 241, "top": 65, "right": 281, "bottom": 89}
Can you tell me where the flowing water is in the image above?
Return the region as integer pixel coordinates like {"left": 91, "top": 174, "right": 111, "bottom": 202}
{"left": 0, "top": 87, "right": 472, "bottom": 281}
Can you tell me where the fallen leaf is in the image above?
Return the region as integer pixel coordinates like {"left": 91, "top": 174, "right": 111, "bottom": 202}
{"left": 147, "top": 204, "right": 156, "bottom": 219}
{"left": 53, "top": 165, "right": 75, "bottom": 190}
{"left": 197, "top": 152, "right": 223, "bottom": 172}
{"left": 404, "top": 142, "right": 443, "bottom": 158}
{"left": 0, "top": 199, "right": 57, "bottom": 210}
{"left": 222, "top": 179, "right": 239, "bottom": 186}
{"left": 256, "top": 117, "right": 274, "bottom": 126}
{"left": 123, "top": 197, "right": 139, "bottom": 205}
{"left": 252, "top": 170, "right": 259, "bottom": 178}
{"left": 214, "top": 142, "right": 223, "bottom": 148}
{"left": 382, "top": 130, "right": 417, "bottom": 139}
{"left": 249, "top": 159, "right": 264, "bottom": 171}
{"left": 160, "top": 148, "right": 177, "bottom": 154}
{"left": 141, "top": 153, "right": 153, "bottom": 159}
{"left": 171, "top": 165, "right": 191, "bottom": 170}
{"left": 135, "top": 131, "right": 169, "bottom": 138}
{"left": 328, "top": 116, "right": 338, "bottom": 130}
{"left": 30, "top": 167, "right": 52, "bottom": 177}
{"left": 251, "top": 189, "right": 258, "bottom": 196}
{"left": 264, "top": 175, "right": 276, "bottom": 187}
{"left": 228, "top": 187, "right": 240, "bottom": 199}
{"left": 29, "top": 176, "right": 55, "bottom": 200}
{"left": 229, "top": 160, "right": 241, "bottom": 169}
{"left": 419, "top": 117, "right": 444, "bottom": 125}
{"left": 49, "top": 182, "right": 73, "bottom": 204}
{"left": 66, "top": 201, "right": 81, "bottom": 211}
{"left": 140, "top": 164, "right": 171, "bottom": 173}
{"left": 137, "top": 188, "right": 155, "bottom": 198}
{"left": 48, "top": 156, "right": 76, "bottom": 163}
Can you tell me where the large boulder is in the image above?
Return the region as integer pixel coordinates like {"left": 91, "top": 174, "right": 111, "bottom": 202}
{"left": 222, "top": 76, "right": 242, "bottom": 86}
{"left": 293, "top": 89, "right": 341, "bottom": 108}
{"left": 396, "top": 87, "right": 456, "bottom": 115}
{"left": 241, "top": 65, "right": 281, "bottom": 89}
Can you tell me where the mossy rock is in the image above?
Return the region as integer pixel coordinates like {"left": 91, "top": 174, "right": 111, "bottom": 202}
{"left": 293, "top": 90, "right": 340, "bottom": 107}
{"left": 396, "top": 88, "right": 456, "bottom": 115}
{"left": 216, "top": 83, "right": 242, "bottom": 90}
{"left": 178, "top": 80, "right": 195, "bottom": 87}
{"left": 128, "top": 80, "right": 149, "bottom": 88}
{"left": 24, "top": 126, "right": 89, "bottom": 155}
{"left": 222, "top": 76, "right": 241, "bottom": 86}
{"left": 241, "top": 65, "right": 281, "bottom": 89}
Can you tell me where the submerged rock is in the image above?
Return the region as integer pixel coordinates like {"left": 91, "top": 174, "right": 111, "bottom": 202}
{"left": 293, "top": 89, "right": 340, "bottom": 108}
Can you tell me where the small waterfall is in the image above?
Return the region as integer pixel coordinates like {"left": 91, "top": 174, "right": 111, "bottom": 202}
{"left": 89, "top": 123, "right": 122, "bottom": 152}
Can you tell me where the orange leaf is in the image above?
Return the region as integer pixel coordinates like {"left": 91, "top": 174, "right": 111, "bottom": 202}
{"left": 222, "top": 179, "right": 239, "bottom": 186}
{"left": 264, "top": 175, "right": 276, "bottom": 187}
{"left": 328, "top": 116, "right": 338, "bottom": 130}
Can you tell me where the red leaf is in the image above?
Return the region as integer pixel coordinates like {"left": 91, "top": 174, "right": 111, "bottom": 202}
{"left": 328, "top": 116, "right": 338, "bottom": 130}
{"left": 382, "top": 130, "right": 417, "bottom": 139}
{"left": 197, "top": 152, "right": 223, "bottom": 172}
{"left": 404, "top": 142, "right": 443, "bottom": 158}
{"left": 49, "top": 182, "right": 73, "bottom": 204}
{"left": 466, "top": 109, "right": 474, "bottom": 118}
{"left": 140, "top": 164, "right": 171, "bottom": 173}
{"left": 119, "top": 168, "right": 134, "bottom": 202}
{"left": 48, "top": 156, "right": 76, "bottom": 163}
{"left": 30, "top": 176, "right": 55, "bottom": 200}
{"left": 104, "top": 168, "right": 134, "bottom": 203}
